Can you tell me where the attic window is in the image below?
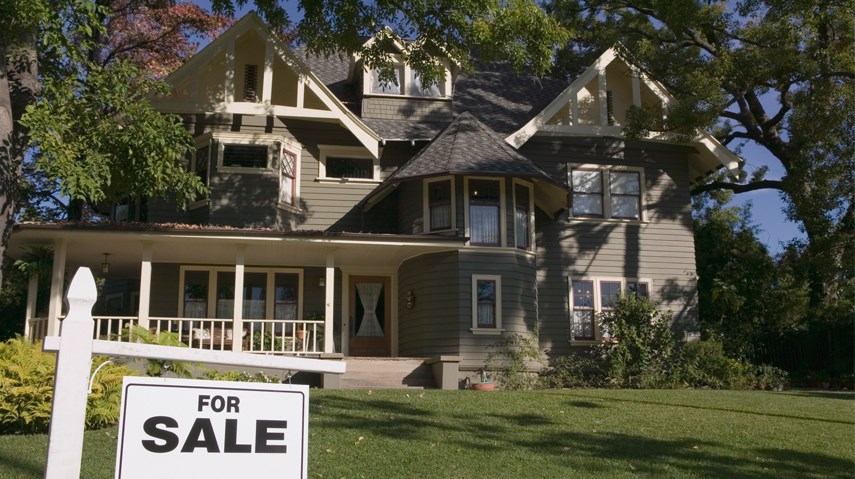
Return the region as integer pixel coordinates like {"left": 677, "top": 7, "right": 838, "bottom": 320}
{"left": 606, "top": 91, "right": 615, "bottom": 126}
{"left": 326, "top": 158, "right": 373, "bottom": 179}
{"left": 223, "top": 144, "right": 269, "bottom": 169}
{"left": 244, "top": 64, "right": 259, "bottom": 102}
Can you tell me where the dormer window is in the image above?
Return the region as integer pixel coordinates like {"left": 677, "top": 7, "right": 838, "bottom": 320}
{"left": 243, "top": 64, "right": 259, "bottom": 102}
{"left": 364, "top": 56, "right": 449, "bottom": 99}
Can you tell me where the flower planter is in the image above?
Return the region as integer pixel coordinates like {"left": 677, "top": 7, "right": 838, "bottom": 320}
{"left": 296, "top": 329, "right": 307, "bottom": 340}
{"left": 471, "top": 382, "right": 495, "bottom": 391}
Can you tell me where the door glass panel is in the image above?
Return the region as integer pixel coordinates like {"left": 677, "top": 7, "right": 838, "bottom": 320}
{"left": 243, "top": 272, "right": 267, "bottom": 320}
{"left": 183, "top": 270, "right": 209, "bottom": 318}
{"left": 355, "top": 282, "right": 384, "bottom": 336}
{"left": 216, "top": 272, "right": 235, "bottom": 318}
{"left": 274, "top": 273, "right": 298, "bottom": 321}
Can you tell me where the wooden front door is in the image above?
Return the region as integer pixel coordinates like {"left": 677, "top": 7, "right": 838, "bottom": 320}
{"left": 348, "top": 276, "right": 391, "bottom": 357}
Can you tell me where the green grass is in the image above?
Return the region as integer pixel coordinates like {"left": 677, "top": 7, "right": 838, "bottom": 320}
{"left": 1, "top": 389, "right": 852, "bottom": 478}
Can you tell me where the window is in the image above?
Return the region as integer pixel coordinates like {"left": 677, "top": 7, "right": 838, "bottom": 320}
{"left": 471, "top": 275, "right": 502, "bottom": 332}
{"left": 317, "top": 145, "right": 379, "bottom": 183}
{"left": 243, "top": 64, "right": 259, "bottom": 102}
{"left": 189, "top": 134, "right": 213, "bottom": 207}
{"left": 569, "top": 278, "right": 651, "bottom": 342}
{"left": 223, "top": 145, "right": 269, "bottom": 169}
{"left": 179, "top": 267, "right": 303, "bottom": 321}
{"left": 424, "top": 178, "right": 453, "bottom": 232}
{"left": 364, "top": 56, "right": 449, "bottom": 98}
{"left": 279, "top": 149, "right": 297, "bottom": 206}
{"left": 570, "top": 166, "right": 645, "bottom": 220}
{"left": 466, "top": 178, "right": 504, "bottom": 247}
{"left": 514, "top": 181, "right": 533, "bottom": 250}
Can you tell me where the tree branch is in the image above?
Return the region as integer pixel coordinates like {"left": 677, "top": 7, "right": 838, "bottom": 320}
{"left": 691, "top": 179, "right": 786, "bottom": 196}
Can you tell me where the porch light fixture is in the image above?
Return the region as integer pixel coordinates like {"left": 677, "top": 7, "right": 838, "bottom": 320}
{"left": 318, "top": 277, "right": 325, "bottom": 287}
{"left": 101, "top": 253, "right": 111, "bottom": 275}
{"left": 406, "top": 290, "right": 415, "bottom": 309}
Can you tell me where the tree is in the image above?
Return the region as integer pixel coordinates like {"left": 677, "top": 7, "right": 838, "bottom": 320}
{"left": 547, "top": 0, "right": 854, "bottom": 316}
{"left": 0, "top": 0, "right": 567, "bottom": 286}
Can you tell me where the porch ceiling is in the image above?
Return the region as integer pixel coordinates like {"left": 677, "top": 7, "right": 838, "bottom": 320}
{"left": 9, "top": 226, "right": 465, "bottom": 277}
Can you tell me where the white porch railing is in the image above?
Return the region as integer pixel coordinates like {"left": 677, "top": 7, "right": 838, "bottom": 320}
{"left": 26, "top": 317, "right": 50, "bottom": 342}
{"left": 244, "top": 319, "right": 325, "bottom": 355}
{"left": 93, "top": 316, "right": 140, "bottom": 342}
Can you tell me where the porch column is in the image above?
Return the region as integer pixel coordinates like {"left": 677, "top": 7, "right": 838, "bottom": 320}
{"left": 324, "top": 252, "right": 335, "bottom": 353}
{"left": 232, "top": 245, "right": 245, "bottom": 352}
{"left": 47, "top": 239, "right": 67, "bottom": 336}
{"left": 24, "top": 273, "right": 38, "bottom": 340}
{"left": 137, "top": 242, "right": 153, "bottom": 330}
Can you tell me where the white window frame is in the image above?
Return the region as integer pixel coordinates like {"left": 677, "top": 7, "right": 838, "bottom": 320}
{"left": 463, "top": 176, "right": 507, "bottom": 248}
{"left": 567, "top": 276, "right": 652, "bottom": 343}
{"left": 213, "top": 132, "right": 300, "bottom": 176}
{"left": 423, "top": 176, "right": 456, "bottom": 233}
{"left": 316, "top": 145, "right": 380, "bottom": 184}
{"left": 569, "top": 164, "right": 646, "bottom": 221}
{"left": 362, "top": 55, "right": 452, "bottom": 99}
{"left": 512, "top": 179, "right": 535, "bottom": 251}
{"left": 178, "top": 266, "right": 304, "bottom": 321}
{"left": 189, "top": 133, "right": 214, "bottom": 209}
{"left": 471, "top": 274, "right": 503, "bottom": 334}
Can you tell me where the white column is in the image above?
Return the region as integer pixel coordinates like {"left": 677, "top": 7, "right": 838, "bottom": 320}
{"left": 44, "top": 267, "right": 97, "bottom": 479}
{"left": 232, "top": 246, "right": 245, "bottom": 352}
{"left": 138, "top": 242, "right": 153, "bottom": 330}
{"left": 47, "top": 239, "right": 67, "bottom": 336}
{"left": 24, "top": 274, "right": 38, "bottom": 340}
{"left": 324, "top": 252, "right": 335, "bottom": 353}
{"left": 631, "top": 72, "right": 642, "bottom": 107}
{"left": 570, "top": 93, "right": 579, "bottom": 126}
{"left": 225, "top": 41, "right": 235, "bottom": 103}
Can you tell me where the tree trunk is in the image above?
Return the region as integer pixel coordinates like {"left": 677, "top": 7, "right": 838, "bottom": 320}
{"left": 0, "top": 32, "right": 40, "bottom": 287}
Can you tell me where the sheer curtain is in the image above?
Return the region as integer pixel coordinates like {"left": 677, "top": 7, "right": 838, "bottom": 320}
{"left": 470, "top": 204, "right": 499, "bottom": 245}
{"left": 356, "top": 282, "right": 384, "bottom": 337}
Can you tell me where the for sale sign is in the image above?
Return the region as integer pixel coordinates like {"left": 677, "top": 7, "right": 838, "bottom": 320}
{"left": 115, "top": 376, "right": 308, "bottom": 479}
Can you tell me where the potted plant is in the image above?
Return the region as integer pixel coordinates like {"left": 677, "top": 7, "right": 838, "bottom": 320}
{"left": 471, "top": 369, "right": 495, "bottom": 391}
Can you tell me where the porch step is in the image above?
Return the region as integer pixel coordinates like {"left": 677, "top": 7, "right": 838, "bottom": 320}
{"left": 341, "top": 358, "right": 435, "bottom": 389}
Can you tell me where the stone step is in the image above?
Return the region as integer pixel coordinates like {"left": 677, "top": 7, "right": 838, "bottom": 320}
{"left": 341, "top": 357, "right": 435, "bottom": 389}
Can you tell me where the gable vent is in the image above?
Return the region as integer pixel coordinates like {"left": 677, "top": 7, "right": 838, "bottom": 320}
{"left": 606, "top": 90, "right": 615, "bottom": 126}
{"left": 244, "top": 64, "right": 259, "bottom": 102}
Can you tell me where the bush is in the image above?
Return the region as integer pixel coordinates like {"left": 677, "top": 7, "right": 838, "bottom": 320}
{"left": 539, "top": 352, "right": 607, "bottom": 389}
{"left": 204, "top": 370, "right": 282, "bottom": 383}
{"left": 0, "top": 337, "right": 135, "bottom": 434}
{"left": 676, "top": 340, "right": 789, "bottom": 390}
{"left": 597, "top": 294, "right": 679, "bottom": 388}
{"left": 486, "top": 332, "right": 545, "bottom": 390}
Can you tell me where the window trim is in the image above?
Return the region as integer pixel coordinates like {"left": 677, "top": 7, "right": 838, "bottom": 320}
{"left": 463, "top": 176, "right": 507, "bottom": 247}
{"left": 316, "top": 145, "right": 380, "bottom": 184}
{"left": 568, "top": 276, "right": 652, "bottom": 343}
{"left": 512, "top": 179, "right": 534, "bottom": 251}
{"left": 423, "top": 176, "right": 456, "bottom": 233}
{"left": 189, "top": 133, "right": 214, "bottom": 209}
{"left": 471, "top": 274, "right": 503, "bottom": 334}
{"left": 178, "top": 266, "right": 304, "bottom": 321}
{"left": 569, "top": 164, "right": 646, "bottom": 222}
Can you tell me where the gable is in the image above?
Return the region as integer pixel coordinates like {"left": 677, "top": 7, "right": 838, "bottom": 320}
{"left": 152, "top": 12, "right": 381, "bottom": 157}
{"left": 505, "top": 48, "right": 741, "bottom": 182}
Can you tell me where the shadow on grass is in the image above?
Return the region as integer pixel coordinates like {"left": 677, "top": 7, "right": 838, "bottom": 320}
{"left": 313, "top": 393, "right": 853, "bottom": 478}
{"left": 558, "top": 392, "right": 854, "bottom": 426}
{"left": 776, "top": 390, "right": 855, "bottom": 401}
{"left": 567, "top": 400, "right": 603, "bottom": 408}
{"left": 0, "top": 449, "right": 43, "bottom": 478}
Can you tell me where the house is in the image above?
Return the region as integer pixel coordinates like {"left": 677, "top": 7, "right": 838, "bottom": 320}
{"left": 10, "top": 13, "right": 740, "bottom": 387}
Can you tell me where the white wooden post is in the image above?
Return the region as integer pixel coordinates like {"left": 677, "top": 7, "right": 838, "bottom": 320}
{"left": 24, "top": 274, "right": 38, "bottom": 340}
{"left": 44, "top": 267, "right": 97, "bottom": 479}
{"left": 232, "top": 245, "right": 245, "bottom": 352}
{"left": 138, "top": 242, "right": 153, "bottom": 331}
{"left": 47, "top": 239, "right": 66, "bottom": 337}
{"left": 324, "top": 252, "right": 335, "bottom": 353}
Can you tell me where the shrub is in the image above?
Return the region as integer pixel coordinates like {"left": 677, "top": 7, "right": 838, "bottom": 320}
{"left": 204, "top": 370, "right": 282, "bottom": 383}
{"left": 749, "top": 364, "right": 788, "bottom": 391}
{"left": 676, "top": 340, "right": 789, "bottom": 390}
{"left": 539, "top": 352, "right": 607, "bottom": 389}
{"left": 129, "top": 326, "right": 193, "bottom": 377}
{"left": 486, "top": 332, "right": 545, "bottom": 390}
{"left": 0, "top": 337, "right": 135, "bottom": 434}
{"left": 597, "top": 294, "right": 679, "bottom": 388}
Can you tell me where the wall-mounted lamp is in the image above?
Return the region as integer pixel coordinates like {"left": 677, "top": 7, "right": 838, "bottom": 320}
{"left": 318, "top": 277, "right": 326, "bottom": 287}
{"left": 406, "top": 290, "right": 415, "bottom": 309}
{"left": 101, "top": 253, "right": 111, "bottom": 275}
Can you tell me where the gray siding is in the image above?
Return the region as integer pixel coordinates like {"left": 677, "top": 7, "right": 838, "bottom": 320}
{"left": 397, "top": 252, "right": 459, "bottom": 358}
{"left": 362, "top": 97, "right": 452, "bottom": 122}
{"left": 520, "top": 136, "right": 699, "bottom": 357}
{"left": 149, "top": 263, "right": 180, "bottom": 317}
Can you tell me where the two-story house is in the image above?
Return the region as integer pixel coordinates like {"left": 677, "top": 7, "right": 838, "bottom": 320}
{"left": 11, "top": 12, "right": 739, "bottom": 387}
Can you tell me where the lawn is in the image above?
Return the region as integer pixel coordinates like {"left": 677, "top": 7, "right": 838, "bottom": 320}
{"left": 0, "top": 389, "right": 852, "bottom": 478}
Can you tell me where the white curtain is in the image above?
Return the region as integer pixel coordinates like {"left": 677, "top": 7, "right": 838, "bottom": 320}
{"left": 431, "top": 204, "right": 451, "bottom": 230}
{"left": 184, "top": 301, "right": 207, "bottom": 318}
{"left": 356, "top": 282, "right": 384, "bottom": 337}
{"left": 470, "top": 204, "right": 499, "bottom": 244}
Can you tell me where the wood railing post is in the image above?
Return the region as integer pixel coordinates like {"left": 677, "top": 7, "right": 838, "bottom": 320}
{"left": 45, "top": 267, "right": 97, "bottom": 479}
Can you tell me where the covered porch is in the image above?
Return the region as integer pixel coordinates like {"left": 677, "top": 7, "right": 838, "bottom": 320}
{"left": 11, "top": 224, "right": 464, "bottom": 357}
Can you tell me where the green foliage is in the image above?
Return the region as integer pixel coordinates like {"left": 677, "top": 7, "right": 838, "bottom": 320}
{"left": 676, "top": 340, "right": 789, "bottom": 390}
{"left": 128, "top": 326, "right": 193, "bottom": 378}
{"left": 597, "top": 294, "right": 678, "bottom": 388}
{"left": 485, "top": 331, "right": 545, "bottom": 390}
{"left": 203, "top": 370, "right": 282, "bottom": 383}
{"left": 251, "top": 331, "right": 293, "bottom": 352}
{"left": 539, "top": 352, "right": 606, "bottom": 389}
{"left": 0, "top": 337, "right": 135, "bottom": 434}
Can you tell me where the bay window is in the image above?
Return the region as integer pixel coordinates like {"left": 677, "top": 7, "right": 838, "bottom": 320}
{"left": 514, "top": 181, "right": 533, "bottom": 250}
{"left": 466, "top": 178, "right": 504, "bottom": 247}
{"left": 425, "top": 178, "right": 454, "bottom": 232}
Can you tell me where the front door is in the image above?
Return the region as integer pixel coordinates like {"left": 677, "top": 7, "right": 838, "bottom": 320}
{"left": 348, "top": 276, "right": 391, "bottom": 357}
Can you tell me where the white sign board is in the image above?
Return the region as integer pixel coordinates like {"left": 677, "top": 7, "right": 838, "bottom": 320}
{"left": 115, "top": 376, "right": 309, "bottom": 479}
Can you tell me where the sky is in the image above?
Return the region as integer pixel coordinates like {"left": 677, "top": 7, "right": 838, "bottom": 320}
{"left": 193, "top": 0, "right": 804, "bottom": 255}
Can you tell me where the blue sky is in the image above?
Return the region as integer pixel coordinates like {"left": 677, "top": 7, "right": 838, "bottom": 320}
{"left": 193, "top": 1, "right": 802, "bottom": 255}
